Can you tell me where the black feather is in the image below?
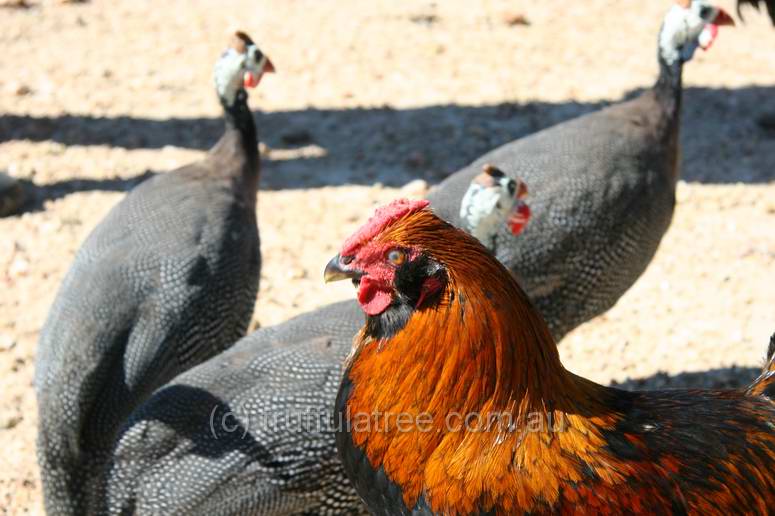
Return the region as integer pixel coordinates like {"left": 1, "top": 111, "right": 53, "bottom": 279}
{"left": 364, "top": 254, "right": 445, "bottom": 340}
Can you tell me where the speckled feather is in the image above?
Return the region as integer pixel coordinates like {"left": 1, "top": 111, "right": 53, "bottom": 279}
{"left": 428, "top": 83, "right": 681, "bottom": 341}
{"left": 34, "top": 45, "right": 262, "bottom": 515}
{"left": 106, "top": 301, "right": 368, "bottom": 515}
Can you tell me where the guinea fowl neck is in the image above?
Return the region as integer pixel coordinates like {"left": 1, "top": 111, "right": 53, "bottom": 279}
{"left": 653, "top": 49, "right": 684, "bottom": 118}
{"left": 217, "top": 89, "right": 259, "bottom": 183}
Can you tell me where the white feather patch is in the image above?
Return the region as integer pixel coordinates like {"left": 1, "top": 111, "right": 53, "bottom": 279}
{"left": 460, "top": 176, "right": 518, "bottom": 251}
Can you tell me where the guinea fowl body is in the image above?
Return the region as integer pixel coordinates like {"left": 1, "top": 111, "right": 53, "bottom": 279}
{"left": 428, "top": 56, "right": 683, "bottom": 341}
{"left": 105, "top": 301, "right": 366, "bottom": 515}
{"left": 34, "top": 35, "right": 267, "bottom": 515}
{"left": 331, "top": 203, "right": 775, "bottom": 514}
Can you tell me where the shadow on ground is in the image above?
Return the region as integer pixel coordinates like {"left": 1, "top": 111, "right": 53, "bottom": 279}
{"left": 1, "top": 85, "right": 773, "bottom": 199}
{"left": 13, "top": 172, "right": 156, "bottom": 214}
{"left": 611, "top": 366, "right": 762, "bottom": 391}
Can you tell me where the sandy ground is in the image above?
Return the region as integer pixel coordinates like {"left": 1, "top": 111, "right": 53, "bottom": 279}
{"left": 1, "top": 0, "right": 774, "bottom": 513}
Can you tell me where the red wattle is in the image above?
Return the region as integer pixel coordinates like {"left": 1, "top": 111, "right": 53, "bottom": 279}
{"left": 508, "top": 203, "right": 531, "bottom": 236}
{"left": 243, "top": 71, "right": 260, "bottom": 88}
{"left": 357, "top": 277, "right": 393, "bottom": 315}
{"left": 699, "top": 24, "right": 719, "bottom": 50}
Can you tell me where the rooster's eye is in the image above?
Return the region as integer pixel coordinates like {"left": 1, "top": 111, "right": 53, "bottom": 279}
{"left": 387, "top": 249, "right": 406, "bottom": 266}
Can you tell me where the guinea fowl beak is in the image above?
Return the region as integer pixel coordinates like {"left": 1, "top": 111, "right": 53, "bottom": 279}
{"left": 264, "top": 58, "right": 276, "bottom": 74}
{"left": 324, "top": 254, "right": 361, "bottom": 283}
{"left": 713, "top": 7, "right": 735, "bottom": 26}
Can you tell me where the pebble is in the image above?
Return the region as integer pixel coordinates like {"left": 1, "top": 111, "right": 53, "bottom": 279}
{"left": 0, "top": 334, "right": 16, "bottom": 352}
{"left": 501, "top": 12, "right": 530, "bottom": 26}
{"left": 399, "top": 179, "right": 429, "bottom": 198}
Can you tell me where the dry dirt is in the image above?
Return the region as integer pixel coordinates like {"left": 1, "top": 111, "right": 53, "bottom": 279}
{"left": 1, "top": 0, "right": 774, "bottom": 513}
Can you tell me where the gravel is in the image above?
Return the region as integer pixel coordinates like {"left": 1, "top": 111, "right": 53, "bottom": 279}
{"left": 1, "top": 0, "right": 774, "bottom": 513}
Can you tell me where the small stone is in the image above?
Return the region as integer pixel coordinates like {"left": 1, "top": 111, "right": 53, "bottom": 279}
{"left": 9, "top": 256, "right": 29, "bottom": 277}
{"left": 14, "top": 83, "right": 32, "bottom": 96}
{"left": 0, "top": 412, "right": 22, "bottom": 430}
{"left": 0, "top": 334, "right": 15, "bottom": 351}
{"left": 502, "top": 12, "right": 530, "bottom": 26}
{"left": 0, "top": 0, "right": 30, "bottom": 9}
{"left": 409, "top": 14, "right": 438, "bottom": 26}
{"left": 287, "top": 267, "right": 307, "bottom": 280}
{"left": 400, "top": 179, "right": 429, "bottom": 198}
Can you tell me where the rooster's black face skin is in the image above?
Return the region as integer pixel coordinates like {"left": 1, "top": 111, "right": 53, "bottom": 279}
{"left": 364, "top": 253, "right": 446, "bottom": 340}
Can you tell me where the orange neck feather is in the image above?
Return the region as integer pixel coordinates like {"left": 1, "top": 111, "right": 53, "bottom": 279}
{"left": 343, "top": 211, "right": 614, "bottom": 512}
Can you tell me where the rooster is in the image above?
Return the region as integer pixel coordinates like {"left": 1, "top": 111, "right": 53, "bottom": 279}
{"left": 326, "top": 199, "right": 775, "bottom": 514}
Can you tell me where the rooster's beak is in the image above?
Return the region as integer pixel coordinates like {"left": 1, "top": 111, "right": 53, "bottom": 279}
{"left": 324, "top": 254, "right": 361, "bottom": 283}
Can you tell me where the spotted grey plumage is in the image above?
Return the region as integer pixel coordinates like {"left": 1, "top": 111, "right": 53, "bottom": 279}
{"left": 427, "top": 1, "right": 728, "bottom": 340}
{"left": 34, "top": 32, "right": 270, "bottom": 515}
{"left": 106, "top": 301, "right": 367, "bottom": 515}
{"left": 94, "top": 4, "right": 730, "bottom": 515}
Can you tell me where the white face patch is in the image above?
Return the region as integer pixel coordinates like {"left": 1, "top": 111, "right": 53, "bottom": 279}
{"left": 460, "top": 175, "right": 518, "bottom": 252}
{"left": 658, "top": 1, "right": 712, "bottom": 65}
{"left": 214, "top": 44, "right": 268, "bottom": 106}
{"left": 214, "top": 48, "right": 248, "bottom": 106}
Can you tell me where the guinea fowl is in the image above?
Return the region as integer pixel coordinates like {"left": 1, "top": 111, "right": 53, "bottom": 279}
{"left": 101, "top": 172, "right": 529, "bottom": 515}
{"left": 34, "top": 31, "right": 272, "bottom": 515}
{"left": 428, "top": 0, "right": 734, "bottom": 340}
{"left": 106, "top": 300, "right": 366, "bottom": 515}
{"left": 329, "top": 199, "right": 775, "bottom": 514}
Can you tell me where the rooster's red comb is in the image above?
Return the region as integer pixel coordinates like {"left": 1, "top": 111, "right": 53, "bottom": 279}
{"left": 341, "top": 198, "right": 430, "bottom": 255}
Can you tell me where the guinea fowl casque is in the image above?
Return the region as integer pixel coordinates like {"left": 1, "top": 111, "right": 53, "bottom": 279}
{"left": 328, "top": 199, "right": 775, "bottom": 514}
{"left": 34, "top": 31, "right": 272, "bottom": 514}
{"left": 428, "top": 0, "right": 734, "bottom": 341}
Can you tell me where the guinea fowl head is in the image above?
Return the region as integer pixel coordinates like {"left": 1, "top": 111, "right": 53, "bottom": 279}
{"left": 659, "top": 0, "right": 735, "bottom": 65}
{"left": 214, "top": 31, "right": 274, "bottom": 107}
{"left": 459, "top": 164, "right": 530, "bottom": 251}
